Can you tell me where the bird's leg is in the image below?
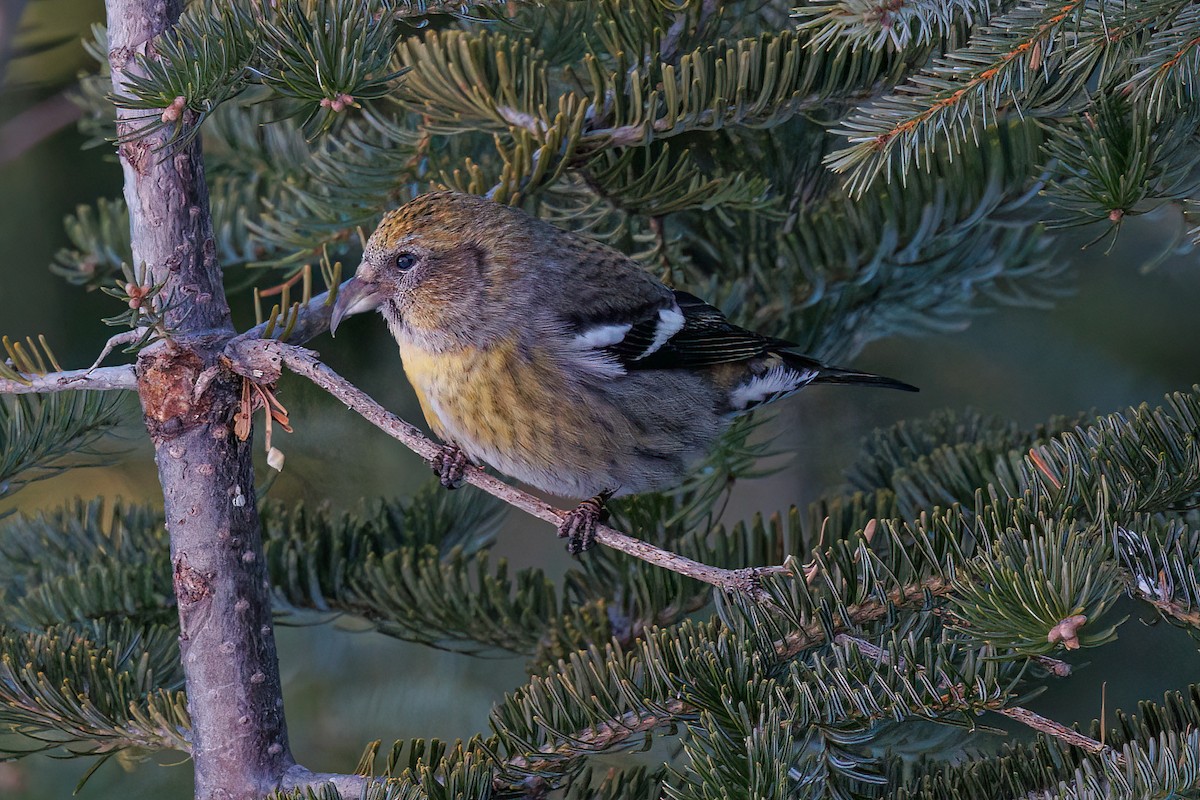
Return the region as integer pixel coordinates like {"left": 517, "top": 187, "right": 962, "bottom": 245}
{"left": 558, "top": 490, "right": 614, "bottom": 555}
{"left": 429, "top": 442, "right": 470, "bottom": 489}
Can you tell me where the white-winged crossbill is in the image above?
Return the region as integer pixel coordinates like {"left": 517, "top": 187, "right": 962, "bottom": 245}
{"left": 332, "top": 192, "right": 916, "bottom": 552}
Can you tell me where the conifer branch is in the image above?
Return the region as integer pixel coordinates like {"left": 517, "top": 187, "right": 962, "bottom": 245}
{"left": 504, "top": 577, "right": 969, "bottom": 774}
{"left": 504, "top": 698, "right": 692, "bottom": 773}
{"left": 1126, "top": 2, "right": 1200, "bottom": 115}
{"left": 241, "top": 340, "right": 786, "bottom": 603}
{"left": 796, "top": 0, "right": 991, "bottom": 52}
{"left": 777, "top": 575, "right": 952, "bottom": 658}
{"left": 0, "top": 623, "right": 190, "bottom": 759}
{"left": 837, "top": 634, "right": 1122, "bottom": 763}
{"left": 0, "top": 336, "right": 129, "bottom": 498}
{"left": 387, "top": 0, "right": 531, "bottom": 17}
{"left": 897, "top": 689, "right": 1200, "bottom": 799}
{"left": 824, "top": 0, "right": 1157, "bottom": 192}
{"left": 1133, "top": 590, "right": 1200, "bottom": 628}
{"left": 0, "top": 395, "right": 123, "bottom": 500}
{"left": 279, "top": 765, "right": 370, "bottom": 799}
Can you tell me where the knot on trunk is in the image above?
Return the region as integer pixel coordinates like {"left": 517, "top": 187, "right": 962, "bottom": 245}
{"left": 136, "top": 344, "right": 236, "bottom": 442}
{"left": 173, "top": 555, "right": 213, "bottom": 606}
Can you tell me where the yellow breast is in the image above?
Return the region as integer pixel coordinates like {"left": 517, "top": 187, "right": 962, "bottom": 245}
{"left": 399, "top": 336, "right": 569, "bottom": 459}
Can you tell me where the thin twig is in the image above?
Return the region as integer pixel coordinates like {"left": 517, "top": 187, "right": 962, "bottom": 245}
{"left": 0, "top": 365, "right": 138, "bottom": 395}
{"left": 1135, "top": 590, "right": 1200, "bottom": 628}
{"left": 834, "top": 633, "right": 904, "bottom": 666}
{"left": 239, "top": 340, "right": 780, "bottom": 603}
{"left": 494, "top": 88, "right": 835, "bottom": 149}
{"left": 834, "top": 634, "right": 1123, "bottom": 765}
{"left": 88, "top": 331, "right": 143, "bottom": 371}
{"left": 1032, "top": 654, "right": 1073, "bottom": 677}
{"left": 997, "top": 706, "right": 1124, "bottom": 764}
{"left": 385, "top": 0, "right": 505, "bottom": 17}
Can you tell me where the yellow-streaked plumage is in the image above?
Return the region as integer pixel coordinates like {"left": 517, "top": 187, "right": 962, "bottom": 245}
{"left": 400, "top": 336, "right": 541, "bottom": 455}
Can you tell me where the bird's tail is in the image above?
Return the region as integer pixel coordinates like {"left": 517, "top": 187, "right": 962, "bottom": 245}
{"left": 781, "top": 352, "right": 919, "bottom": 393}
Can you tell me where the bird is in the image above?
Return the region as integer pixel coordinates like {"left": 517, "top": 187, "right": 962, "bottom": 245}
{"left": 331, "top": 191, "right": 917, "bottom": 553}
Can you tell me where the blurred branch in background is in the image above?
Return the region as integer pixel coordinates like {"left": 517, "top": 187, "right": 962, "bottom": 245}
{"left": 0, "top": 0, "right": 28, "bottom": 82}
{"left": 0, "top": 88, "right": 80, "bottom": 164}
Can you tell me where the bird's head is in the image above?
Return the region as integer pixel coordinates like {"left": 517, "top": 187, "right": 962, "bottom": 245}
{"left": 330, "top": 191, "right": 536, "bottom": 348}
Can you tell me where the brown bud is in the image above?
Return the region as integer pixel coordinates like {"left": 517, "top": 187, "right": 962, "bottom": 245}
{"left": 1028, "top": 41, "right": 1043, "bottom": 72}
{"left": 161, "top": 95, "right": 187, "bottom": 123}
{"left": 125, "top": 282, "right": 151, "bottom": 309}
{"left": 1047, "top": 614, "right": 1088, "bottom": 650}
{"left": 325, "top": 93, "right": 356, "bottom": 113}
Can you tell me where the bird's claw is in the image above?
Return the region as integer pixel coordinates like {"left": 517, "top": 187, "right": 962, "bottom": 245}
{"left": 430, "top": 443, "right": 469, "bottom": 489}
{"left": 558, "top": 493, "right": 611, "bottom": 555}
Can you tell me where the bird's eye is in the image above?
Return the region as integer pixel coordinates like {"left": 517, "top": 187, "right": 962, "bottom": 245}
{"left": 395, "top": 253, "right": 417, "bottom": 272}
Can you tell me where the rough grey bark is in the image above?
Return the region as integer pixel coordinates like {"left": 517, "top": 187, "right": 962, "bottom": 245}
{"left": 105, "top": 1, "right": 295, "bottom": 797}
{"left": 108, "top": 8, "right": 230, "bottom": 334}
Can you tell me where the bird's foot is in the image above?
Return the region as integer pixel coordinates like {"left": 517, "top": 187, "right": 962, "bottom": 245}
{"left": 558, "top": 491, "right": 613, "bottom": 555}
{"left": 429, "top": 443, "right": 469, "bottom": 489}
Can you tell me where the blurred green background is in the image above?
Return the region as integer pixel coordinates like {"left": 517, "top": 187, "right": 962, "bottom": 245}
{"left": 2, "top": 26, "right": 1200, "bottom": 798}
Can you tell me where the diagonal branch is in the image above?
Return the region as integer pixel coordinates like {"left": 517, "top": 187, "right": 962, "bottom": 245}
{"left": 504, "top": 698, "right": 692, "bottom": 773}
{"left": 227, "top": 339, "right": 785, "bottom": 603}
{"left": 997, "top": 705, "right": 1122, "bottom": 762}
{"left": 777, "top": 576, "right": 952, "bottom": 659}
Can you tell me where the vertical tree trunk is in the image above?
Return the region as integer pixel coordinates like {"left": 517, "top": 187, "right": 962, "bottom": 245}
{"left": 106, "top": 1, "right": 296, "bottom": 797}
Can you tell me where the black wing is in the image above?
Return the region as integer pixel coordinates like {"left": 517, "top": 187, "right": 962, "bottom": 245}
{"left": 567, "top": 288, "right": 918, "bottom": 394}
{"left": 618, "top": 290, "right": 793, "bottom": 371}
